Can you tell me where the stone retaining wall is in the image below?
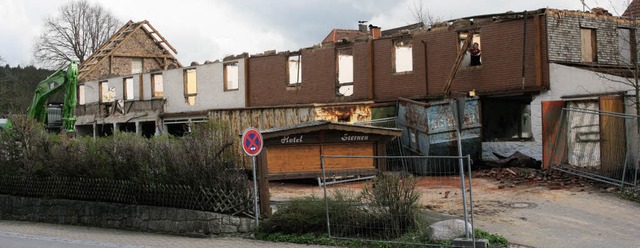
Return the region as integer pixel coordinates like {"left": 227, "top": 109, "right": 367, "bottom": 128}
{"left": 0, "top": 195, "right": 254, "bottom": 237}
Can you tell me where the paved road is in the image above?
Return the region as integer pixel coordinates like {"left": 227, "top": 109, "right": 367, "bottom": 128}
{"left": 473, "top": 187, "right": 640, "bottom": 248}
{"left": 0, "top": 220, "right": 331, "bottom": 248}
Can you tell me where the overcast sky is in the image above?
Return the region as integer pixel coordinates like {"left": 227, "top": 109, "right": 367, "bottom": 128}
{"left": 0, "top": 0, "right": 629, "bottom": 67}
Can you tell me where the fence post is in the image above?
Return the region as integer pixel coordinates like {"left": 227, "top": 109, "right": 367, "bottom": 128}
{"left": 453, "top": 98, "right": 470, "bottom": 239}
{"left": 321, "top": 155, "right": 331, "bottom": 237}
{"left": 467, "top": 155, "right": 475, "bottom": 241}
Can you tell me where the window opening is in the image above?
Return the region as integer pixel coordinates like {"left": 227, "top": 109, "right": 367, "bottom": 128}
{"left": 152, "top": 73, "right": 164, "bottom": 97}
{"left": 337, "top": 49, "right": 354, "bottom": 96}
{"left": 617, "top": 28, "right": 635, "bottom": 65}
{"left": 184, "top": 69, "right": 197, "bottom": 105}
{"left": 224, "top": 63, "right": 239, "bottom": 90}
{"left": 99, "top": 81, "right": 114, "bottom": 103}
{"left": 459, "top": 32, "right": 482, "bottom": 66}
{"left": 394, "top": 40, "right": 413, "bottom": 73}
{"left": 123, "top": 77, "right": 134, "bottom": 100}
{"left": 481, "top": 95, "right": 533, "bottom": 141}
{"left": 288, "top": 55, "right": 302, "bottom": 84}
{"left": 78, "top": 85, "right": 85, "bottom": 105}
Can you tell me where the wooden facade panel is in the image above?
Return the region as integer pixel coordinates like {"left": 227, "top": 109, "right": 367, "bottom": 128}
{"left": 264, "top": 109, "right": 275, "bottom": 129}
{"left": 274, "top": 109, "right": 287, "bottom": 127}
{"left": 322, "top": 143, "right": 375, "bottom": 170}
{"left": 541, "top": 101, "right": 565, "bottom": 169}
{"left": 599, "top": 95, "right": 625, "bottom": 176}
{"left": 266, "top": 145, "right": 321, "bottom": 173}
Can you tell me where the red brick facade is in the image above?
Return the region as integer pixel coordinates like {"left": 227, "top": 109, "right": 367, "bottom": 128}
{"left": 247, "top": 14, "right": 550, "bottom": 107}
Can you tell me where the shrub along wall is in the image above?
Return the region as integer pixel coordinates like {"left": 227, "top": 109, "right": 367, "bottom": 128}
{"left": 0, "top": 194, "right": 254, "bottom": 236}
{"left": 0, "top": 116, "right": 255, "bottom": 234}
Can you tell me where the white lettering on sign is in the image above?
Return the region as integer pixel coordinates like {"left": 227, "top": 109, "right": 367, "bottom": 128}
{"left": 341, "top": 133, "right": 369, "bottom": 141}
{"left": 281, "top": 135, "right": 303, "bottom": 144}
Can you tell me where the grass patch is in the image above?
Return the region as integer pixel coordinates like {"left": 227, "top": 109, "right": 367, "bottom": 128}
{"left": 256, "top": 230, "right": 508, "bottom": 247}
{"left": 475, "top": 229, "right": 509, "bottom": 247}
{"left": 618, "top": 188, "right": 640, "bottom": 203}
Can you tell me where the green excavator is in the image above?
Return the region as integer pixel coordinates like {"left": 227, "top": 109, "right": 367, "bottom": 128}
{"left": 0, "top": 61, "right": 79, "bottom": 133}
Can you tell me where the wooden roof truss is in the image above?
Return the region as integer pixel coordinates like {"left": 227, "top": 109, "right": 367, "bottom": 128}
{"left": 78, "top": 20, "right": 182, "bottom": 80}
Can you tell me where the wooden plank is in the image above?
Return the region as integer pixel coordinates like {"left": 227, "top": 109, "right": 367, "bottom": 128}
{"left": 581, "top": 29, "right": 596, "bottom": 62}
{"left": 250, "top": 109, "right": 261, "bottom": 129}
{"left": 274, "top": 108, "right": 287, "bottom": 127}
{"left": 534, "top": 14, "right": 543, "bottom": 87}
{"left": 269, "top": 169, "right": 377, "bottom": 181}
{"left": 541, "top": 101, "right": 565, "bottom": 170}
{"left": 443, "top": 30, "right": 474, "bottom": 96}
{"left": 322, "top": 143, "right": 375, "bottom": 170}
{"left": 599, "top": 95, "right": 625, "bottom": 177}
{"left": 264, "top": 109, "right": 275, "bottom": 129}
{"left": 110, "top": 53, "right": 175, "bottom": 58}
{"left": 286, "top": 108, "right": 298, "bottom": 126}
{"left": 258, "top": 153, "right": 271, "bottom": 217}
{"left": 266, "top": 145, "right": 321, "bottom": 173}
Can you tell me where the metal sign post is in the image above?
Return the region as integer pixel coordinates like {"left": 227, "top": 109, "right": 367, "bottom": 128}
{"left": 242, "top": 128, "right": 263, "bottom": 227}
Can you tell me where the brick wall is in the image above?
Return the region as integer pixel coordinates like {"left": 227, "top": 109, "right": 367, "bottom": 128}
{"left": 248, "top": 45, "right": 372, "bottom": 107}
{"left": 443, "top": 17, "right": 543, "bottom": 94}
{"left": 248, "top": 16, "right": 549, "bottom": 106}
{"left": 374, "top": 16, "right": 547, "bottom": 99}
{"left": 372, "top": 36, "right": 426, "bottom": 101}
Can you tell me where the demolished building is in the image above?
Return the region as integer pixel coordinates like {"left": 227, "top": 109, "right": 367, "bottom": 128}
{"left": 75, "top": 7, "right": 640, "bottom": 168}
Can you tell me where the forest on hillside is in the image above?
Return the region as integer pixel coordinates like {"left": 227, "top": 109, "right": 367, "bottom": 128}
{"left": 0, "top": 64, "right": 56, "bottom": 116}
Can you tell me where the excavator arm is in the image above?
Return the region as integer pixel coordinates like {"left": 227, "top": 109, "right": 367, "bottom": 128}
{"left": 26, "top": 61, "right": 78, "bottom": 133}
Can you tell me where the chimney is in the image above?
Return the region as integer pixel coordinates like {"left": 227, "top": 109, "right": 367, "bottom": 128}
{"left": 358, "top": 21, "right": 368, "bottom": 33}
{"left": 369, "top": 25, "right": 381, "bottom": 39}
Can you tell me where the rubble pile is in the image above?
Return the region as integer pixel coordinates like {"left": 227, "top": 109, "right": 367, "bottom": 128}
{"left": 474, "top": 167, "right": 594, "bottom": 190}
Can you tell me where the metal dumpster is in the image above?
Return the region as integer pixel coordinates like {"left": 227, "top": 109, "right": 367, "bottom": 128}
{"left": 396, "top": 97, "right": 481, "bottom": 174}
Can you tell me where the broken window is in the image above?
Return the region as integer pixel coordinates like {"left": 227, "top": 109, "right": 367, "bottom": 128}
{"left": 617, "top": 28, "right": 635, "bottom": 65}
{"left": 459, "top": 31, "right": 482, "bottom": 66}
{"left": 131, "top": 58, "right": 142, "bottom": 74}
{"left": 99, "top": 81, "right": 113, "bottom": 103}
{"left": 224, "top": 62, "right": 239, "bottom": 90}
{"left": 288, "top": 54, "right": 302, "bottom": 85}
{"left": 152, "top": 73, "right": 164, "bottom": 98}
{"left": 337, "top": 48, "right": 354, "bottom": 96}
{"left": 393, "top": 40, "right": 413, "bottom": 73}
{"left": 481, "top": 95, "right": 533, "bottom": 141}
{"left": 123, "top": 77, "right": 134, "bottom": 100}
{"left": 581, "top": 28, "right": 597, "bottom": 62}
{"left": 78, "top": 84, "right": 85, "bottom": 105}
{"left": 183, "top": 69, "right": 197, "bottom": 105}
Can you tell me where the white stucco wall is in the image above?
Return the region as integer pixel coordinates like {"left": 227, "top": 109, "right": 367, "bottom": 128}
{"left": 482, "top": 63, "right": 634, "bottom": 161}
{"left": 79, "top": 58, "right": 247, "bottom": 113}
{"left": 163, "top": 59, "right": 246, "bottom": 113}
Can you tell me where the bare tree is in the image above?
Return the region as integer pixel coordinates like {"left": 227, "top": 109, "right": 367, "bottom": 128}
{"left": 33, "top": 0, "right": 122, "bottom": 69}
{"left": 409, "top": 0, "right": 442, "bottom": 26}
{"left": 587, "top": 2, "right": 640, "bottom": 133}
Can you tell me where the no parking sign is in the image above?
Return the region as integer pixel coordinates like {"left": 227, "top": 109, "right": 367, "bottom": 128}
{"left": 242, "top": 128, "right": 262, "bottom": 226}
{"left": 242, "top": 128, "right": 263, "bottom": 156}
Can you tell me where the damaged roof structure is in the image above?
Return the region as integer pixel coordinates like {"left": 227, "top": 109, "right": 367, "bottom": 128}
{"left": 78, "top": 20, "right": 182, "bottom": 82}
{"left": 74, "top": 5, "right": 640, "bottom": 170}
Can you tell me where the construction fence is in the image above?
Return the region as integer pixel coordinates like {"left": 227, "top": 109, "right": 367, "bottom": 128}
{"left": 320, "top": 155, "right": 475, "bottom": 247}
{"left": 549, "top": 107, "right": 639, "bottom": 187}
